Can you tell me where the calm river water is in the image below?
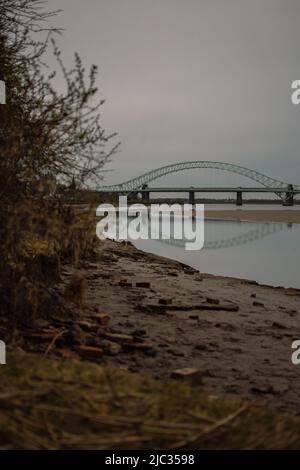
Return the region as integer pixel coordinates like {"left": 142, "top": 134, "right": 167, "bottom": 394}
{"left": 130, "top": 205, "right": 300, "bottom": 289}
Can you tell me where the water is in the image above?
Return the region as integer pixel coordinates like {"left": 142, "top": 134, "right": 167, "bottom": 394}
{"left": 131, "top": 216, "right": 300, "bottom": 289}
{"left": 100, "top": 204, "right": 300, "bottom": 288}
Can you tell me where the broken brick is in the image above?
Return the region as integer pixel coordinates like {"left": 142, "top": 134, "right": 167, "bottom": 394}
{"left": 94, "top": 313, "right": 110, "bottom": 325}
{"left": 77, "top": 345, "right": 104, "bottom": 359}
{"left": 171, "top": 368, "right": 203, "bottom": 384}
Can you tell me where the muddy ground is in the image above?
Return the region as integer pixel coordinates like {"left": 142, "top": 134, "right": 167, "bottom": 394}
{"left": 5, "top": 237, "right": 299, "bottom": 417}
{"left": 43, "top": 239, "right": 300, "bottom": 416}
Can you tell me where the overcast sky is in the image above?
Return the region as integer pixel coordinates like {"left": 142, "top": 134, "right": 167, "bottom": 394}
{"left": 50, "top": 0, "right": 300, "bottom": 186}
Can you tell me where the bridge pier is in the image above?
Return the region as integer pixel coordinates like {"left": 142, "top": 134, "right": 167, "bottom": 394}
{"left": 236, "top": 191, "right": 243, "bottom": 206}
{"left": 141, "top": 190, "right": 150, "bottom": 203}
{"left": 283, "top": 193, "right": 294, "bottom": 206}
{"left": 283, "top": 185, "right": 294, "bottom": 206}
{"left": 189, "top": 190, "right": 195, "bottom": 205}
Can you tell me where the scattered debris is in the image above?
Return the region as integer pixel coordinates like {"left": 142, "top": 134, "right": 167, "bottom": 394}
{"left": 136, "top": 281, "right": 151, "bottom": 288}
{"left": 104, "top": 333, "right": 134, "bottom": 344}
{"left": 77, "top": 345, "right": 104, "bottom": 359}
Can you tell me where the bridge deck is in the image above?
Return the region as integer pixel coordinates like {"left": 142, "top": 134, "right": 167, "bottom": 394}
{"left": 99, "top": 187, "right": 300, "bottom": 193}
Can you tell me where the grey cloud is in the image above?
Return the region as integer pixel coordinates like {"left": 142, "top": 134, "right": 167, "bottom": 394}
{"left": 49, "top": 0, "right": 300, "bottom": 185}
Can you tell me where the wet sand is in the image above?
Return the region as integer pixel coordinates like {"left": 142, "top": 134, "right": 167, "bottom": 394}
{"left": 205, "top": 209, "right": 300, "bottom": 224}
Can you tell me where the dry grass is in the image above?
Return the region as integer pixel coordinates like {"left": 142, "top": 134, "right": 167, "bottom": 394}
{"left": 1, "top": 351, "right": 300, "bottom": 450}
{"left": 0, "top": 200, "right": 98, "bottom": 326}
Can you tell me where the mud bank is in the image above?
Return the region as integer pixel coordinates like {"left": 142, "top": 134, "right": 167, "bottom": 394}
{"left": 46, "top": 239, "right": 300, "bottom": 416}
{"left": 9, "top": 238, "right": 299, "bottom": 416}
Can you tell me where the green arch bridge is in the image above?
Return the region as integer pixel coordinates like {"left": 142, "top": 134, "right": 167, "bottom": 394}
{"left": 98, "top": 161, "right": 300, "bottom": 205}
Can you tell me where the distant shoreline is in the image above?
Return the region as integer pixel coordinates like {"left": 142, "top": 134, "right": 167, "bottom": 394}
{"left": 204, "top": 209, "right": 300, "bottom": 224}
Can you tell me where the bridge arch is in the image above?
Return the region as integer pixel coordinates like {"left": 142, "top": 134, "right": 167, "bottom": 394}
{"left": 100, "top": 161, "right": 289, "bottom": 192}
{"left": 155, "top": 222, "right": 285, "bottom": 250}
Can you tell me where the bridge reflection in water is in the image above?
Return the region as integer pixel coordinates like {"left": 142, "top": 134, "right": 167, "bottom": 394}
{"left": 129, "top": 217, "right": 300, "bottom": 288}
{"left": 118, "top": 214, "right": 287, "bottom": 250}
{"left": 149, "top": 219, "right": 287, "bottom": 250}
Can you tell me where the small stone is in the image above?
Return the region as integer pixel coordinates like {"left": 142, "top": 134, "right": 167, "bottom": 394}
{"left": 272, "top": 321, "right": 286, "bottom": 330}
{"left": 102, "top": 340, "right": 122, "bottom": 355}
{"left": 250, "top": 293, "right": 257, "bottom": 298}
{"left": 194, "top": 344, "right": 208, "bottom": 351}
{"left": 253, "top": 301, "right": 265, "bottom": 307}
{"left": 159, "top": 298, "right": 173, "bottom": 306}
{"left": 94, "top": 313, "right": 110, "bottom": 325}
{"left": 206, "top": 297, "right": 220, "bottom": 305}
{"left": 189, "top": 314, "right": 199, "bottom": 320}
{"left": 132, "top": 329, "right": 147, "bottom": 337}
{"left": 119, "top": 280, "right": 133, "bottom": 288}
{"left": 171, "top": 368, "right": 203, "bottom": 384}
{"left": 104, "top": 333, "right": 134, "bottom": 344}
{"left": 76, "top": 320, "right": 96, "bottom": 332}
{"left": 250, "top": 384, "right": 274, "bottom": 395}
{"left": 77, "top": 345, "right": 104, "bottom": 358}
{"left": 136, "top": 281, "right": 151, "bottom": 288}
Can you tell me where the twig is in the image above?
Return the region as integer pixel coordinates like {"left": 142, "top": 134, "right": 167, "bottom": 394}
{"left": 44, "top": 329, "right": 65, "bottom": 357}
